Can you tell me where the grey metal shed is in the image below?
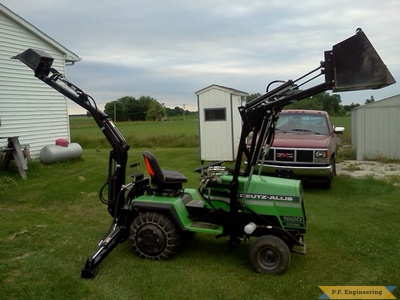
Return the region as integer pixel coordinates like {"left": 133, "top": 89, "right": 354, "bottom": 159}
{"left": 351, "top": 94, "right": 400, "bottom": 160}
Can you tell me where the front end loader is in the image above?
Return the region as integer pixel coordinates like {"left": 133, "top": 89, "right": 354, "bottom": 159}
{"left": 13, "top": 29, "right": 395, "bottom": 278}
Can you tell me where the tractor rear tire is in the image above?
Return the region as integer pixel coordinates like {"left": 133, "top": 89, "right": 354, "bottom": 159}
{"left": 248, "top": 235, "right": 291, "bottom": 274}
{"left": 130, "top": 211, "right": 181, "bottom": 260}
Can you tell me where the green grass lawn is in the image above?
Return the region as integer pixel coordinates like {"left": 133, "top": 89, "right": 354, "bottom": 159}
{"left": 1, "top": 148, "right": 399, "bottom": 299}
{"left": 70, "top": 115, "right": 353, "bottom": 150}
{"left": 70, "top": 115, "right": 199, "bottom": 148}
{"left": 330, "top": 115, "right": 351, "bottom": 145}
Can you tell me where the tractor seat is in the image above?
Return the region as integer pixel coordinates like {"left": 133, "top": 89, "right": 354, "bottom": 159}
{"left": 142, "top": 151, "right": 187, "bottom": 194}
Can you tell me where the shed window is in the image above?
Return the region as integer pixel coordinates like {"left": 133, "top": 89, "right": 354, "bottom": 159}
{"left": 204, "top": 108, "right": 226, "bottom": 121}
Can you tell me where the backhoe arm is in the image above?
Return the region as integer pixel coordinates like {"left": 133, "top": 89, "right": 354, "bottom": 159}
{"left": 13, "top": 48, "right": 136, "bottom": 278}
{"left": 13, "top": 49, "right": 130, "bottom": 218}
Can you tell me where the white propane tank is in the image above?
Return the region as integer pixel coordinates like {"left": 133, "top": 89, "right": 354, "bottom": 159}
{"left": 40, "top": 143, "right": 82, "bottom": 164}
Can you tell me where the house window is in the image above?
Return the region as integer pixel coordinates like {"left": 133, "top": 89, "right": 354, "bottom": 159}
{"left": 204, "top": 108, "right": 226, "bottom": 121}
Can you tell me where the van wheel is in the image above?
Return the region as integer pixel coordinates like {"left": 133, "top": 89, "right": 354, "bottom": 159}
{"left": 130, "top": 212, "right": 181, "bottom": 259}
{"left": 248, "top": 235, "right": 291, "bottom": 274}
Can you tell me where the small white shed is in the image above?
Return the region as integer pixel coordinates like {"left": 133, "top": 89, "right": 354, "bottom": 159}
{"left": 195, "top": 84, "right": 248, "bottom": 161}
{"left": 351, "top": 94, "right": 400, "bottom": 160}
{"left": 0, "top": 4, "right": 80, "bottom": 158}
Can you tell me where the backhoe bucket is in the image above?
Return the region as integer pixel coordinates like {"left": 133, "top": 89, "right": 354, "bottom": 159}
{"left": 12, "top": 48, "right": 54, "bottom": 77}
{"left": 326, "top": 30, "right": 395, "bottom": 92}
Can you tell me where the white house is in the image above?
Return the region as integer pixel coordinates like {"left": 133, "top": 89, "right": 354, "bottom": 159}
{"left": 0, "top": 4, "right": 80, "bottom": 158}
{"left": 195, "top": 84, "right": 248, "bottom": 161}
{"left": 351, "top": 94, "right": 400, "bottom": 160}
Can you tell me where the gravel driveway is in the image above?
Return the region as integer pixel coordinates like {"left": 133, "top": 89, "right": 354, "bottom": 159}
{"left": 337, "top": 160, "right": 400, "bottom": 179}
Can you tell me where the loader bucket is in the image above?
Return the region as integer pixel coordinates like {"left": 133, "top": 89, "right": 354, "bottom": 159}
{"left": 326, "top": 30, "right": 395, "bottom": 92}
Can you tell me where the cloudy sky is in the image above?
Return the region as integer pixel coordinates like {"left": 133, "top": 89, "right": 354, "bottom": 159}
{"left": 3, "top": 0, "right": 400, "bottom": 114}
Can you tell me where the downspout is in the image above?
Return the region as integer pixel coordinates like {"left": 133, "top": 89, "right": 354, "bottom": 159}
{"left": 63, "top": 53, "right": 71, "bottom": 142}
{"left": 229, "top": 93, "right": 235, "bottom": 160}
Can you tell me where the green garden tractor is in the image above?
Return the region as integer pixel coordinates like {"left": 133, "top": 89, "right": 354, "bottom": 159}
{"left": 14, "top": 29, "right": 395, "bottom": 279}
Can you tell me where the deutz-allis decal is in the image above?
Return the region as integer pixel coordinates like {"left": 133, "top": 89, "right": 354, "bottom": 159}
{"left": 238, "top": 193, "right": 300, "bottom": 202}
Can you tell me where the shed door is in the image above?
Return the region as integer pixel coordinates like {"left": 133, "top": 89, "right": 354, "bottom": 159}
{"left": 200, "top": 106, "right": 234, "bottom": 161}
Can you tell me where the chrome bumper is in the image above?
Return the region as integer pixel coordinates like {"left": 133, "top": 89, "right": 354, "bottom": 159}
{"left": 258, "top": 163, "right": 333, "bottom": 178}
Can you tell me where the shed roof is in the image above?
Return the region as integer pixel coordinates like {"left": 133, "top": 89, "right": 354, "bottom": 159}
{"left": 0, "top": 4, "right": 80, "bottom": 63}
{"left": 352, "top": 94, "right": 400, "bottom": 110}
{"left": 195, "top": 84, "right": 248, "bottom": 96}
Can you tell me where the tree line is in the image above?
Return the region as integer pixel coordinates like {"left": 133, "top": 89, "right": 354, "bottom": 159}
{"left": 103, "top": 96, "right": 190, "bottom": 121}
{"left": 245, "top": 92, "right": 372, "bottom": 116}
{"left": 102, "top": 92, "right": 373, "bottom": 121}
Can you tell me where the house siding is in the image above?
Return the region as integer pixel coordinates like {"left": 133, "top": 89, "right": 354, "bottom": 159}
{"left": 0, "top": 8, "right": 72, "bottom": 158}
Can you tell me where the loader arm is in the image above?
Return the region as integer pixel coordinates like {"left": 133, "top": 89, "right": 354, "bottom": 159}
{"left": 228, "top": 29, "right": 395, "bottom": 246}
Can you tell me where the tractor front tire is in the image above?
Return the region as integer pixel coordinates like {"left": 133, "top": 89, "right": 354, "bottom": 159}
{"left": 248, "top": 235, "right": 291, "bottom": 274}
{"left": 130, "top": 211, "right": 181, "bottom": 260}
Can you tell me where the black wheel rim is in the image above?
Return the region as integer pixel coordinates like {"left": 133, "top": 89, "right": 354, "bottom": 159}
{"left": 258, "top": 247, "right": 281, "bottom": 270}
{"left": 136, "top": 224, "right": 166, "bottom": 256}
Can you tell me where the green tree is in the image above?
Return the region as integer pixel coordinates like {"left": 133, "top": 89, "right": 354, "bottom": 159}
{"left": 118, "top": 96, "right": 137, "bottom": 120}
{"left": 146, "top": 100, "right": 166, "bottom": 121}
{"left": 245, "top": 93, "right": 261, "bottom": 103}
{"left": 104, "top": 95, "right": 166, "bottom": 121}
{"left": 317, "top": 92, "right": 342, "bottom": 115}
{"left": 285, "top": 92, "right": 345, "bottom": 116}
{"left": 126, "top": 99, "right": 145, "bottom": 120}
{"left": 173, "top": 106, "right": 184, "bottom": 116}
{"left": 104, "top": 100, "right": 124, "bottom": 122}
{"left": 166, "top": 106, "right": 186, "bottom": 117}
{"left": 344, "top": 103, "right": 361, "bottom": 111}
{"left": 285, "top": 97, "right": 323, "bottom": 110}
{"left": 137, "top": 96, "right": 154, "bottom": 115}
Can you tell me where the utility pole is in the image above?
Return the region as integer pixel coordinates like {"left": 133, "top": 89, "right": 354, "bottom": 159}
{"left": 113, "top": 101, "right": 117, "bottom": 124}
{"left": 183, "top": 104, "right": 186, "bottom": 120}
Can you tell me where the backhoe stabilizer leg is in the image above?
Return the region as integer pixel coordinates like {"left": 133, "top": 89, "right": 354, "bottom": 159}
{"left": 80, "top": 224, "right": 127, "bottom": 279}
{"left": 81, "top": 258, "right": 96, "bottom": 279}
